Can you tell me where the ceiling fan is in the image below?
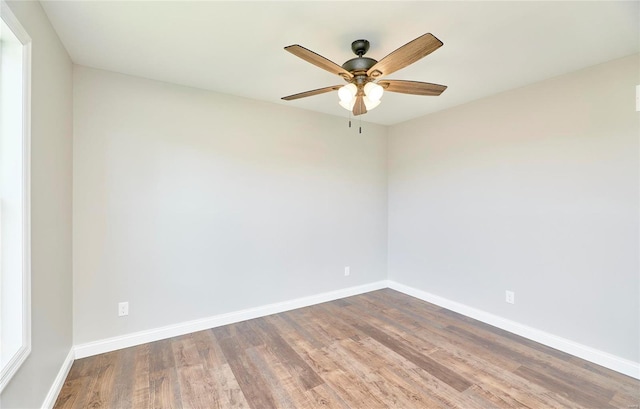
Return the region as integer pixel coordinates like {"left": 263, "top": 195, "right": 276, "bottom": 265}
{"left": 281, "top": 33, "right": 447, "bottom": 116}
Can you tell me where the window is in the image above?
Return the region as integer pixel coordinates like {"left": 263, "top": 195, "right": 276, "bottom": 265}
{"left": 0, "top": 1, "right": 31, "bottom": 393}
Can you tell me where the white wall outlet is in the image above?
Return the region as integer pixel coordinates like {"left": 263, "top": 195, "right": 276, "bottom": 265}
{"left": 505, "top": 290, "right": 515, "bottom": 304}
{"left": 344, "top": 266, "right": 350, "bottom": 276}
{"left": 118, "top": 301, "right": 129, "bottom": 316}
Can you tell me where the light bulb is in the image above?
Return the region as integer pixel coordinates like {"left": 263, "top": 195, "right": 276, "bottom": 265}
{"left": 364, "top": 82, "right": 384, "bottom": 102}
{"left": 363, "top": 96, "right": 381, "bottom": 110}
{"left": 338, "top": 83, "right": 357, "bottom": 103}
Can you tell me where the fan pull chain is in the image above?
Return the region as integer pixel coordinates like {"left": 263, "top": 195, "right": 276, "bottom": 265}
{"left": 348, "top": 111, "right": 352, "bottom": 128}
{"left": 359, "top": 118, "right": 362, "bottom": 134}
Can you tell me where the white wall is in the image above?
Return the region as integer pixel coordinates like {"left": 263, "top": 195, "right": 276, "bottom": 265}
{"left": 1, "top": 1, "right": 73, "bottom": 408}
{"left": 73, "top": 66, "right": 388, "bottom": 344}
{"left": 388, "top": 54, "right": 639, "bottom": 362}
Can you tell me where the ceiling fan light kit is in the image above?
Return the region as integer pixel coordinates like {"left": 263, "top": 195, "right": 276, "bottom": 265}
{"left": 282, "top": 33, "right": 448, "bottom": 117}
{"left": 337, "top": 82, "right": 383, "bottom": 112}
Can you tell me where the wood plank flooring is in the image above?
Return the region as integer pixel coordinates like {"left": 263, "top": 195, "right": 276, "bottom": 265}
{"left": 53, "top": 289, "right": 640, "bottom": 408}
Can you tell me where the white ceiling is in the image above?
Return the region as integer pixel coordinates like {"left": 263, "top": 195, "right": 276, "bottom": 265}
{"left": 41, "top": 1, "right": 639, "bottom": 126}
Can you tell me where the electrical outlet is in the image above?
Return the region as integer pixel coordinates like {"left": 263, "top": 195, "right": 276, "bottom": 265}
{"left": 118, "top": 301, "right": 129, "bottom": 317}
{"left": 344, "top": 266, "right": 350, "bottom": 276}
{"left": 505, "top": 291, "right": 515, "bottom": 304}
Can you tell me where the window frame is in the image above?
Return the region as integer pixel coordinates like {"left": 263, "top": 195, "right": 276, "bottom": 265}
{"left": 0, "top": 0, "right": 32, "bottom": 393}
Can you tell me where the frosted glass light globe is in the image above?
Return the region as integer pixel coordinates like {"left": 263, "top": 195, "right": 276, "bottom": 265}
{"left": 363, "top": 96, "right": 381, "bottom": 110}
{"left": 339, "top": 98, "right": 356, "bottom": 111}
{"left": 364, "top": 82, "right": 383, "bottom": 102}
{"left": 338, "top": 84, "right": 357, "bottom": 103}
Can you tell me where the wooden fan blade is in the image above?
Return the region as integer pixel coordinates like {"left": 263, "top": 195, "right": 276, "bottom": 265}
{"left": 353, "top": 95, "right": 367, "bottom": 116}
{"left": 281, "top": 85, "right": 343, "bottom": 101}
{"left": 378, "top": 80, "right": 447, "bottom": 96}
{"left": 285, "top": 45, "right": 354, "bottom": 80}
{"left": 367, "top": 33, "right": 443, "bottom": 79}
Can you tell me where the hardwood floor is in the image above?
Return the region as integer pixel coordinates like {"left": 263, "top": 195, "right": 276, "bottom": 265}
{"left": 54, "top": 289, "right": 639, "bottom": 408}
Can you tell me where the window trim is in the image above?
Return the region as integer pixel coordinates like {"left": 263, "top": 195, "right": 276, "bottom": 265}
{"left": 0, "top": 0, "right": 32, "bottom": 393}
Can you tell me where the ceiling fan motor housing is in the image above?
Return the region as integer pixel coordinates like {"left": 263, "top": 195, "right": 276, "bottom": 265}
{"left": 342, "top": 56, "right": 377, "bottom": 74}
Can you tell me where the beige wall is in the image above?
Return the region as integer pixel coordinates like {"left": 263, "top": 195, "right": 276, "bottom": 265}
{"left": 1, "top": 1, "right": 73, "bottom": 408}
{"left": 72, "top": 66, "right": 388, "bottom": 344}
{"left": 388, "top": 54, "right": 640, "bottom": 362}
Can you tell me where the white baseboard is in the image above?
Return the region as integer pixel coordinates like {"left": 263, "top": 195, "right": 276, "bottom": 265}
{"left": 74, "top": 280, "right": 389, "bottom": 359}
{"left": 41, "top": 349, "right": 74, "bottom": 409}
{"left": 71, "top": 279, "right": 639, "bottom": 380}
{"left": 387, "top": 280, "right": 640, "bottom": 380}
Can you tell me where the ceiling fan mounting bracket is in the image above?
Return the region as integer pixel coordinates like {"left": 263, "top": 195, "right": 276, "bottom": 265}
{"left": 351, "top": 39, "right": 370, "bottom": 56}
